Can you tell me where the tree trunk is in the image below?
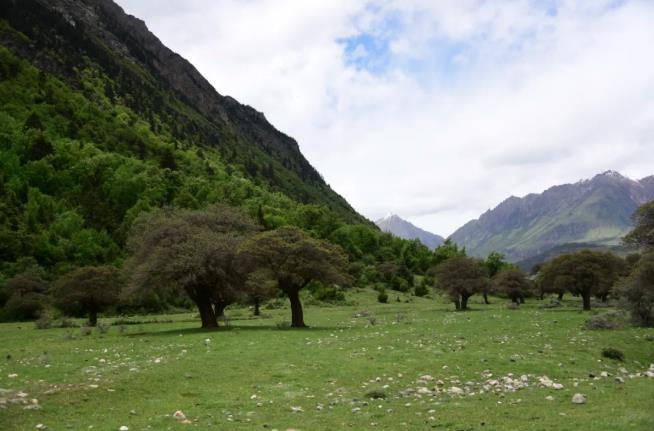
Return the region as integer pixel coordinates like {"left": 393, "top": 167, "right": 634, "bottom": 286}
{"left": 511, "top": 295, "right": 519, "bottom": 304}
{"left": 453, "top": 297, "right": 461, "bottom": 310}
{"left": 557, "top": 292, "right": 564, "bottom": 301}
{"left": 88, "top": 310, "right": 98, "bottom": 327}
{"left": 287, "top": 289, "right": 306, "bottom": 328}
{"left": 519, "top": 295, "right": 525, "bottom": 304}
{"left": 483, "top": 292, "right": 490, "bottom": 304}
{"left": 582, "top": 293, "right": 591, "bottom": 311}
{"left": 214, "top": 301, "right": 227, "bottom": 318}
{"left": 461, "top": 294, "right": 469, "bottom": 310}
{"left": 196, "top": 299, "right": 218, "bottom": 328}
{"left": 253, "top": 298, "right": 260, "bottom": 316}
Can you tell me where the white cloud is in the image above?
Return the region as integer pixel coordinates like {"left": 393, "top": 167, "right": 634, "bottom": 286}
{"left": 117, "top": 0, "right": 654, "bottom": 236}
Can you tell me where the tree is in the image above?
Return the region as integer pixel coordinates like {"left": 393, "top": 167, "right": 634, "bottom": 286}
{"left": 244, "top": 269, "right": 277, "bottom": 316}
{"left": 238, "top": 226, "right": 350, "bottom": 327}
{"left": 53, "top": 266, "right": 122, "bottom": 326}
{"left": 125, "top": 205, "right": 259, "bottom": 328}
{"left": 616, "top": 253, "right": 654, "bottom": 326}
{"left": 434, "top": 256, "right": 488, "bottom": 310}
{"left": 493, "top": 269, "right": 531, "bottom": 305}
{"left": 538, "top": 250, "right": 625, "bottom": 310}
{"left": 433, "top": 239, "right": 466, "bottom": 267}
{"left": 624, "top": 201, "right": 654, "bottom": 251}
{"left": 1, "top": 271, "right": 49, "bottom": 321}
{"left": 482, "top": 251, "right": 512, "bottom": 304}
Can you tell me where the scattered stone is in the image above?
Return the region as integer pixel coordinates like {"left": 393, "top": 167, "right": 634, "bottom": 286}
{"left": 35, "top": 425, "right": 47, "bottom": 430}
{"left": 8, "top": 374, "right": 17, "bottom": 379}
{"left": 119, "top": 427, "right": 129, "bottom": 431}
{"left": 290, "top": 406, "right": 303, "bottom": 413}
{"left": 545, "top": 396, "right": 554, "bottom": 401}
{"left": 173, "top": 410, "right": 187, "bottom": 420}
{"left": 448, "top": 387, "right": 464, "bottom": 396}
{"left": 572, "top": 393, "right": 587, "bottom": 404}
{"left": 552, "top": 383, "right": 564, "bottom": 390}
{"left": 615, "top": 377, "right": 625, "bottom": 384}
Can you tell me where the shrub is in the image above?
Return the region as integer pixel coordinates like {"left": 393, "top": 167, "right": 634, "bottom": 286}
{"left": 585, "top": 311, "right": 625, "bottom": 330}
{"left": 601, "top": 347, "right": 624, "bottom": 361}
{"left": 311, "top": 286, "right": 346, "bottom": 303}
{"left": 35, "top": 313, "right": 54, "bottom": 329}
{"left": 365, "top": 390, "right": 387, "bottom": 399}
{"left": 414, "top": 283, "right": 429, "bottom": 297}
{"left": 377, "top": 290, "right": 389, "bottom": 304}
{"left": 96, "top": 322, "right": 110, "bottom": 334}
{"left": 615, "top": 253, "right": 654, "bottom": 326}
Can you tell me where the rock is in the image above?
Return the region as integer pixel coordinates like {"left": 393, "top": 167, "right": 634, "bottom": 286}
{"left": 419, "top": 375, "right": 434, "bottom": 381}
{"left": 35, "top": 425, "right": 47, "bottom": 430}
{"left": 615, "top": 377, "right": 625, "bottom": 384}
{"left": 571, "top": 393, "right": 587, "bottom": 404}
{"left": 538, "top": 376, "right": 554, "bottom": 388}
{"left": 600, "top": 371, "right": 609, "bottom": 378}
{"left": 173, "top": 410, "right": 187, "bottom": 420}
{"left": 545, "top": 396, "right": 554, "bottom": 401}
{"left": 416, "top": 387, "right": 432, "bottom": 395}
{"left": 448, "top": 387, "right": 464, "bottom": 396}
{"left": 618, "top": 367, "right": 628, "bottom": 374}
{"left": 8, "top": 374, "right": 17, "bottom": 379}
{"left": 552, "top": 383, "right": 564, "bottom": 390}
{"left": 290, "top": 406, "right": 303, "bottom": 413}
{"left": 119, "top": 427, "right": 129, "bottom": 431}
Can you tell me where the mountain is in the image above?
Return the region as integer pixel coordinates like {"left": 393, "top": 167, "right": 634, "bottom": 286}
{"left": 449, "top": 171, "right": 654, "bottom": 262}
{"left": 0, "top": 0, "right": 360, "bottom": 222}
{"left": 376, "top": 214, "right": 444, "bottom": 249}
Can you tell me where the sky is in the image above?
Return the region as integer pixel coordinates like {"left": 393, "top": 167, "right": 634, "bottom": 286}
{"left": 116, "top": 0, "right": 654, "bottom": 236}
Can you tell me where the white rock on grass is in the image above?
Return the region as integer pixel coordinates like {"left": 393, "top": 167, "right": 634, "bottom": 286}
{"left": 35, "top": 425, "right": 47, "bottom": 430}
{"left": 119, "top": 426, "right": 129, "bottom": 431}
{"left": 448, "top": 387, "right": 464, "bottom": 396}
{"left": 552, "top": 383, "right": 564, "bottom": 390}
{"left": 173, "top": 410, "right": 187, "bottom": 420}
{"left": 571, "top": 394, "right": 587, "bottom": 404}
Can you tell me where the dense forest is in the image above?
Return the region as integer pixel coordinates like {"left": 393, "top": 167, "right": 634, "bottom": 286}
{"left": 0, "top": 34, "right": 437, "bottom": 320}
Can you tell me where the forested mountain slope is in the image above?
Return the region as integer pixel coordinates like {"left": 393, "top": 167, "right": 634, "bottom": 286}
{"left": 0, "top": 0, "right": 359, "bottom": 220}
{"left": 0, "top": 0, "right": 402, "bottom": 282}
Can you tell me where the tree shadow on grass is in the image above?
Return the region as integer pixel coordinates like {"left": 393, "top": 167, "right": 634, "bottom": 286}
{"left": 126, "top": 324, "right": 345, "bottom": 337}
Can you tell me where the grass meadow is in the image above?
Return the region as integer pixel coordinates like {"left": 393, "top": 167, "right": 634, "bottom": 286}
{"left": 1, "top": 290, "right": 653, "bottom": 431}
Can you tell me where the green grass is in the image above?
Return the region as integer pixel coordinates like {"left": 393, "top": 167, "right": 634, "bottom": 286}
{"left": 1, "top": 290, "right": 653, "bottom": 431}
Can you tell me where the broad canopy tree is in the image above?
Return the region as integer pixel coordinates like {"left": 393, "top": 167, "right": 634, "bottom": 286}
{"left": 493, "top": 268, "right": 531, "bottom": 304}
{"left": 238, "top": 226, "right": 350, "bottom": 327}
{"left": 624, "top": 201, "right": 654, "bottom": 251}
{"left": 125, "top": 205, "right": 259, "bottom": 328}
{"left": 434, "top": 256, "right": 489, "bottom": 310}
{"left": 53, "top": 265, "right": 122, "bottom": 326}
{"left": 538, "top": 250, "right": 626, "bottom": 310}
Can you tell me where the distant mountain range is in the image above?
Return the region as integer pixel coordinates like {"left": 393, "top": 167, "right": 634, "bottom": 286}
{"left": 449, "top": 171, "right": 654, "bottom": 263}
{"left": 376, "top": 214, "right": 444, "bottom": 249}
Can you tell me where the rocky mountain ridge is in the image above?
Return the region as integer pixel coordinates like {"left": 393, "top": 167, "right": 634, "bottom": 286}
{"left": 449, "top": 171, "right": 654, "bottom": 261}
{"left": 376, "top": 214, "right": 444, "bottom": 249}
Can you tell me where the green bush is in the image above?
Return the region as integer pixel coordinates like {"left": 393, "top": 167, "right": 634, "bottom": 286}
{"left": 601, "top": 347, "right": 624, "bottom": 361}
{"left": 414, "top": 283, "right": 429, "bottom": 297}
{"left": 377, "top": 290, "right": 389, "bottom": 304}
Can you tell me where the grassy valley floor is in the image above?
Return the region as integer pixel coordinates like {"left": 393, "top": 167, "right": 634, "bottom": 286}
{"left": 1, "top": 290, "right": 653, "bottom": 430}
